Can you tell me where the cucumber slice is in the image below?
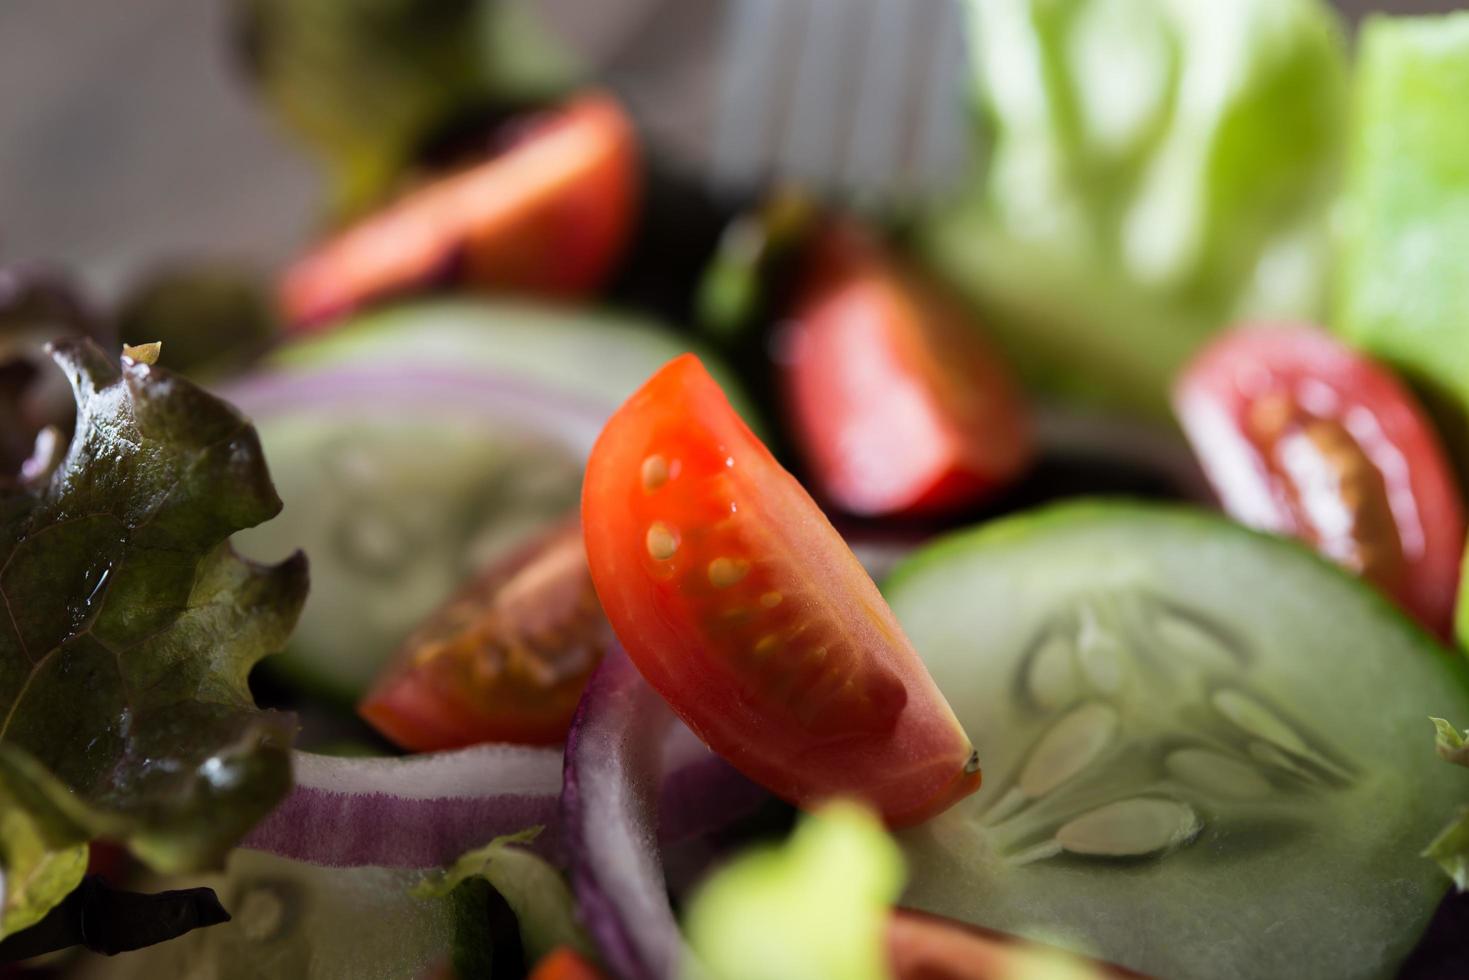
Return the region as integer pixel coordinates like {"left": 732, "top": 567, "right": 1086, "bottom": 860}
{"left": 885, "top": 502, "right": 1469, "bottom": 980}
{"left": 228, "top": 368, "right": 600, "bottom": 701}
{"left": 271, "top": 297, "right": 759, "bottom": 424}
{"left": 71, "top": 850, "right": 456, "bottom": 980}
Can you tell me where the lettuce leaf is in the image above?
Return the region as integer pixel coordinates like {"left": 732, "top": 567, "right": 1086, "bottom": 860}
{"left": 0, "top": 341, "right": 306, "bottom": 937}
{"left": 922, "top": 0, "right": 1346, "bottom": 417}
{"left": 1427, "top": 718, "right": 1469, "bottom": 890}
{"left": 414, "top": 827, "right": 593, "bottom": 966}
{"left": 683, "top": 802, "right": 905, "bottom": 980}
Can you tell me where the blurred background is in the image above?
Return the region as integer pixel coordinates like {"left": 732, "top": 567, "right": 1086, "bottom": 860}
{"left": 1, "top": 0, "right": 1462, "bottom": 301}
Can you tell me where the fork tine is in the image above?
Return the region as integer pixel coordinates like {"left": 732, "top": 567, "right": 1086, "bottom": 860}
{"left": 909, "top": 0, "right": 972, "bottom": 194}
{"left": 711, "top": 0, "right": 787, "bottom": 191}
{"left": 843, "top": 0, "right": 919, "bottom": 199}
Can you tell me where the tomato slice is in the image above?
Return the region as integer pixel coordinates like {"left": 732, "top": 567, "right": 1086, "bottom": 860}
{"left": 887, "top": 910, "right": 1133, "bottom": 980}
{"left": 779, "top": 222, "right": 1033, "bottom": 517}
{"left": 1175, "top": 324, "right": 1466, "bottom": 639}
{"left": 581, "top": 354, "right": 980, "bottom": 826}
{"left": 527, "top": 948, "right": 605, "bottom": 980}
{"left": 280, "top": 92, "right": 638, "bottom": 330}
{"left": 358, "top": 521, "right": 610, "bottom": 750}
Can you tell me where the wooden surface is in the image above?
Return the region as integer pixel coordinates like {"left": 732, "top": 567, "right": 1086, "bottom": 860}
{"left": 0, "top": 0, "right": 1462, "bottom": 301}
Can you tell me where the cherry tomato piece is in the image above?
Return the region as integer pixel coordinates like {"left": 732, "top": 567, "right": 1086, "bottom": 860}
{"left": 359, "top": 521, "right": 611, "bottom": 750}
{"left": 780, "top": 222, "right": 1033, "bottom": 517}
{"left": 582, "top": 354, "right": 980, "bottom": 827}
{"left": 1175, "top": 324, "right": 1465, "bottom": 639}
{"left": 528, "top": 948, "right": 606, "bottom": 980}
{"left": 281, "top": 92, "right": 638, "bottom": 329}
{"left": 887, "top": 910, "right": 1135, "bottom": 980}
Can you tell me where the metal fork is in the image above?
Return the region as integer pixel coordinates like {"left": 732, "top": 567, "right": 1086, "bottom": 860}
{"left": 579, "top": 0, "right": 974, "bottom": 205}
{"left": 710, "top": 0, "right": 973, "bottom": 203}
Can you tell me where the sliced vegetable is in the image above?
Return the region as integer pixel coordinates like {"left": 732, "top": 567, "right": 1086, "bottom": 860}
{"left": 280, "top": 93, "right": 638, "bottom": 329}
{"left": 227, "top": 365, "right": 602, "bottom": 700}
{"left": 561, "top": 647, "right": 688, "bottom": 980}
{"left": 244, "top": 721, "right": 762, "bottom": 871}
{"left": 269, "top": 298, "right": 758, "bottom": 425}
{"left": 69, "top": 848, "right": 463, "bottom": 980}
{"left": 415, "top": 828, "right": 593, "bottom": 966}
{"left": 885, "top": 502, "right": 1469, "bottom": 979}
{"left": 923, "top": 0, "right": 1347, "bottom": 416}
{"left": 1336, "top": 12, "right": 1469, "bottom": 474}
{"left": 243, "top": 745, "right": 563, "bottom": 869}
{"left": 684, "top": 802, "right": 904, "bottom": 980}
{"left": 235, "top": 0, "right": 576, "bottom": 212}
{"left": 887, "top": 911, "right": 1127, "bottom": 980}
{"left": 780, "top": 222, "right": 1033, "bottom": 517}
{"left": 0, "top": 341, "right": 304, "bottom": 937}
{"left": 531, "top": 948, "right": 607, "bottom": 980}
{"left": 582, "top": 355, "right": 980, "bottom": 826}
{"left": 1174, "top": 324, "right": 1465, "bottom": 638}
{"left": 360, "top": 520, "right": 610, "bottom": 750}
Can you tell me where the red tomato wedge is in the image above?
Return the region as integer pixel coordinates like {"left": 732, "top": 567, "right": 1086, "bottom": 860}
{"left": 528, "top": 948, "right": 606, "bottom": 980}
{"left": 887, "top": 910, "right": 1135, "bottom": 980}
{"left": 280, "top": 92, "right": 638, "bottom": 330}
{"left": 581, "top": 354, "right": 980, "bottom": 827}
{"left": 359, "top": 521, "right": 611, "bottom": 750}
{"left": 1175, "top": 324, "right": 1466, "bottom": 639}
{"left": 780, "top": 222, "right": 1033, "bottom": 517}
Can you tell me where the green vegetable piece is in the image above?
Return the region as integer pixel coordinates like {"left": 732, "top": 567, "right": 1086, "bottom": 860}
{"left": 923, "top": 0, "right": 1346, "bottom": 416}
{"left": 684, "top": 802, "right": 905, "bottom": 980}
{"left": 1425, "top": 808, "right": 1469, "bottom": 892}
{"left": 0, "top": 340, "right": 306, "bottom": 937}
{"left": 1336, "top": 13, "right": 1469, "bottom": 475}
{"left": 0, "top": 804, "right": 87, "bottom": 938}
{"left": 415, "top": 827, "right": 593, "bottom": 965}
{"left": 1460, "top": 548, "right": 1468, "bottom": 652}
{"left": 1432, "top": 717, "right": 1469, "bottom": 767}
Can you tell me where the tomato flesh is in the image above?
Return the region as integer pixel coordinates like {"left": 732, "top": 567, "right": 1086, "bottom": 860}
{"left": 582, "top": 354, "right": 980, "bottom": 826}
{"left": 359, "top": 521, "right": 610, "bottom": 750}
{"left": 887, "top": 910, "right": 1132, "bottom": 980}
{"left": 528, "top": 949, "right": 606, "bottom": 980}
{"left": 1175, "top": 324, "right": 1465, "bottom": 638}
{"left": 780, "top": 222, "right": 1033, "bottom": 517}
{"left": 281, "top": 92, "right": 638, "bottom": 329}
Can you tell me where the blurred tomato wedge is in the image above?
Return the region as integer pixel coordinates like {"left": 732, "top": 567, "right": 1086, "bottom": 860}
{"left": 1175, "top": 325, "right": 1465, "bottom": 639}
{"left": 359, "top": 521, "right": 611, "bottom": 750}
{"left": 779, "top": 222, "right": 1032, "bottom": 517}
{"left": 887, "top": 910, "right": 1136, "bottom": 979}
{"left": 581, "top": 354, "right": 980, "bottom": 827}
{"left": 281, "top": 92, "right": 638, "bottom": 329}
{"left": 527, "top": 948, "right": 605, "bottom": 980}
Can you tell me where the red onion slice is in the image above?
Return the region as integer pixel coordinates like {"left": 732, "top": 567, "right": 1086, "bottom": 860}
{"left": 562, "top": 647, "right": 711, "bottom": 980}
{"left": 243, "top": 744, "right": 564, "bottom": 868}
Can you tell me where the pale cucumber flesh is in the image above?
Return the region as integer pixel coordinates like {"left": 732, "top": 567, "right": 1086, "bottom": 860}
{"left": 885, "top": 502, "right": 1469, "bottom": 980}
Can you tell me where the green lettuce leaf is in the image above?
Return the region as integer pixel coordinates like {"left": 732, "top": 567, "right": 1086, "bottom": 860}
{"left": 414, "top": 827, "right": 592, "bottom": 966}
{"left": 0, "top": 340, "right": 305, "bottom": 937}
{"left": 1425, "top": 807, "right": 1469, "bottom": 892}
{"left": 1335, "top": 13, "right": 1469, "bottom": 479}
{"left": 236, "top": 0, "right": 577, "bottom": 213}
{"left": 684, "top": 802, "right": 905, "bottom": 980}
{"left": 922, "top": 0, "right": 1346, "bottom": 417}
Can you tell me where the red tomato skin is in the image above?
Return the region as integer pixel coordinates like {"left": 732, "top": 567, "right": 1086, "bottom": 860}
{"left": 887, "top": 910, "right": 1137, "bottom": 980}
{"left": 582, "top": 354, "right": 980, "bottom": 828}
{"left": 359, "top": 521, "right": 610, "bottom": 751}
{"left": 280, "top": 92, "right": 638, "bottom": 330}
{"left": 781, "top": 224, "right": 1033, "bottom": 517}
{"left": 1175, "top": 324, "right": 1465, "bottom": 639}
{"left": 528, "top": 949, "right": 606, "bottom": 980}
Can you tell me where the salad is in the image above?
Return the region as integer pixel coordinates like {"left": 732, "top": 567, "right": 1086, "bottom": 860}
{"left": 3, "top": 0, "right": 1469, "bottom": 978}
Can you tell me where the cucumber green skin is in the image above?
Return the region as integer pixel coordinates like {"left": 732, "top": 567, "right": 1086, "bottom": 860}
{"left": 272, "top": 297, "right": 763, "bottom": 431}
{"left": 884, "top": 501, "right": 1469, "bottom": 980}
{"left": 70, "top": 850, "right": 455, "bottom": 980}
